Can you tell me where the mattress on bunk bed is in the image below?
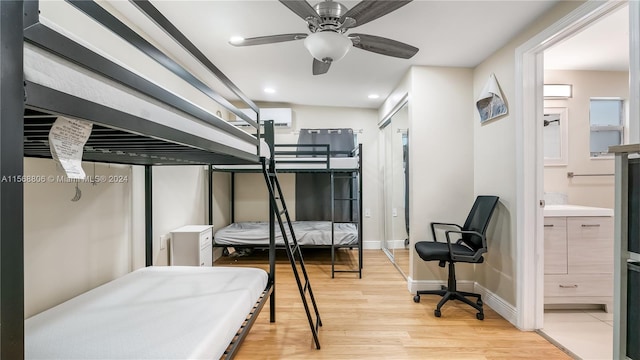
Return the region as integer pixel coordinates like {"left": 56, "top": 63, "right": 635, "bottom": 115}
{"left": 214, "top": 221, "right": 358, "bottom": 246}
{"left": 277, "top": 156, "right": 358, "bottom": 170}
{"left": 25, "top": 266, "right": 268, "bottom": 360}
{"left": 212, "top": 156, "right": 357, "bottom": 171}
{"left": 23, "top": 41, "right": 263, "bottom": 158}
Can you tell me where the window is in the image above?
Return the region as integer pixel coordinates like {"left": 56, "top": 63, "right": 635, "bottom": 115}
{"left": 589, "top": 98, "right": 624, "bottom": 157}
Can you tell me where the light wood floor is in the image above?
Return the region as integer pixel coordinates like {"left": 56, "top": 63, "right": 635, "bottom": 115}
{"left": 215, "top": 249, "right": 571, "bottom": 360}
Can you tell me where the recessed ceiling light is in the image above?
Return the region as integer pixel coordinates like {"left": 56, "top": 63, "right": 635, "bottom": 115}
{"left": 264, "top": 87, "right": 276, "bottom": 94}
{"left": 229, "top": 36, "right": 244, "bottom": 45}
{"left": 368, "top": 94, "right": 380, "bottom": 99}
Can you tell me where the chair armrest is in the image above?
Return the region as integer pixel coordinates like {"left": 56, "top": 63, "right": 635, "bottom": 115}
{"left": 430, "top": 222, "right": 462, "bottom": 242}
{"left": 444, "top": 229, "right": 487, "bottom": 262}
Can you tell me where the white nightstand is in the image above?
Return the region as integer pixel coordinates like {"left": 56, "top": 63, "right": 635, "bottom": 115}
{"left": 169, "top": 225, "right": 213, "bottom": 266}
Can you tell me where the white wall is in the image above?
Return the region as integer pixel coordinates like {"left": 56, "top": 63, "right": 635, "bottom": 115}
{"left": 212, "top": 172, "right": 231, "bottom": 230}
{"left": 409, "top": 67, "right": 476, "bottom": 281}
{"left": 150, "top": 166, "right": 208, "bottom": 266}
{"left": 24, "top": 159, "right": 132, "bottom": 317}
{"left": 230, "top": 172, "right": 295, "bottom": 221}
{"left": 544, "top": 70, "right": 628, "bottom": 209}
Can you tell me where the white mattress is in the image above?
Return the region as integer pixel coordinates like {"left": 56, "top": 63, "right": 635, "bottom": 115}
{"left": 214, "top": 221, "right": 358, "bottom": 246}
{"left": 213, "top": 156, "right": 358, "bottom": 171}
{"left": 24, "top": 40, "right": 260, "bottom": 158}
{"left": 25, "top": 266, "right": 268, "bottom": 360}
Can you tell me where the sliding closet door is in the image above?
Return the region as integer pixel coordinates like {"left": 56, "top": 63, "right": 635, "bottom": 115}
{"left": 393, "top": 116, "right": 409, "bottom": 277}
{"left": 380, "top": 122, "right": 394, "bottom": 260}
{"left": 380, "top": 102, "right": 410, "bottom": 277}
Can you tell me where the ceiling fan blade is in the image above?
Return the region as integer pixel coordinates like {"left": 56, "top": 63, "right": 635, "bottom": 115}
{"left": 230, "top": 33, "right": 307, "bottom": 46}
{"left": 350, "top": 33, "right": 418, "bottom": 59}
{"left": 341, "top": 1, "right": 412, "bottom": 28}
{"left": 313, "top": 58, "right": 331, "bottom": 75}
{"left": 279, "top": 0, "right": 319, "bottom": 21}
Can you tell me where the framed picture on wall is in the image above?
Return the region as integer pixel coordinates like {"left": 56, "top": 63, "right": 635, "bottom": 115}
{"left": 476, "top": 73, "right": 508, "bottom": 123}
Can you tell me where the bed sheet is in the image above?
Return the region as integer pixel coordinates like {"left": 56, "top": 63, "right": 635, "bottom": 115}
{"left": 214, "top": 221, "right": 358, "bottom": 246}
{"left": 26, "top": 266, "right": 268, "bottom": 359}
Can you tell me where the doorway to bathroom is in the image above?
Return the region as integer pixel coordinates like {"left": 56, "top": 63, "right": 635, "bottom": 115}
{"left": 537, "top": 3, "right": 630, "bottom": 359}
{"left": 516, "top": 0, "right": 639, "bottom": 331}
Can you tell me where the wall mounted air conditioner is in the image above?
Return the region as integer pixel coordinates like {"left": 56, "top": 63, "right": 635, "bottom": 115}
{"left": 229, "top": 108, "right": 292, "bottom": 128}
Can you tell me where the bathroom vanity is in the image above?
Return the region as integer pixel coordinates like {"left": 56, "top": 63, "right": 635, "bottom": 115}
{"left": 543, "top": 204, "right": 614, "bottom": 311}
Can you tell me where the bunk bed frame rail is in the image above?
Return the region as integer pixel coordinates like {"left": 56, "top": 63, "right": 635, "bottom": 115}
{"left": 1, "top": 2, "right": 27, "bottom": 359}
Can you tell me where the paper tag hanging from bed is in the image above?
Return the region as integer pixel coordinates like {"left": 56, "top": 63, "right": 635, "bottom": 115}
{"left": 48, "top": 117, "right": 93, "bottom": 179}
{"left": 476, "top": 73, "right": 508, "bottom": 123}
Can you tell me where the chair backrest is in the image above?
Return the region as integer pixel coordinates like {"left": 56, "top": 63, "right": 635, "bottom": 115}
{"left": 460, "top": 195, "right": 500, "bottom": 251}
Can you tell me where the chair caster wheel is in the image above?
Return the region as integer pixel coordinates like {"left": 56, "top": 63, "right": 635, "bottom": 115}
{"left": 434, "top": 309, "right": 441, "bottom": 317}
{"left": 477, "top": 299, "right": 483, "bottom": 306}
{"left": 413, "top": 295, "right": 420, "bottom": 303}
{"left": 476, "top": 312, "right": 484, "bottom": 320}
{"left": 440, "top": 285, "right": 447, "bottom": 290}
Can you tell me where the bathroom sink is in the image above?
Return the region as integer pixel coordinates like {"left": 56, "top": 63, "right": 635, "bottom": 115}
{"left": 543, "top": 204, "right": 614, "bottom": 217}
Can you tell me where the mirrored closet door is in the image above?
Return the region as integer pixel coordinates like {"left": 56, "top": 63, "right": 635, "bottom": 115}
{"left": 380, "top": 101, "right": 410, "bottom": 278}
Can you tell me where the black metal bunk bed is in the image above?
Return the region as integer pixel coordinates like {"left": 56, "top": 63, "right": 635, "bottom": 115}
{"left": 1, "top": 1, "right": 321, "bottom": 358}
{"left": 212, "top": 139, "right": 364, "bottom": 278}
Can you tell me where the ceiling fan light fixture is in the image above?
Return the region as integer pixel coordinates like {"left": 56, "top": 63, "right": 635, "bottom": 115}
{"left": 304, "top": 31, "right": 351, "bottom": 62}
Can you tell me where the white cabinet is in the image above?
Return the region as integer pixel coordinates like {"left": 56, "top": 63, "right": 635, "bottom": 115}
{"left": 544, "top": 216, "right": 613, "bottom": 311}
{"left": 169, "top": 225, "right": 213, "bottom": 266}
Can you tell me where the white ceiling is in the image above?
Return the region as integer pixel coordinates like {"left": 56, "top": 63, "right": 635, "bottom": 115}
{"left": 108, "top": 0, "right": 561, "bottom": 109}
{"left": 544, "top": 4, "right": 629, "bottom": 71}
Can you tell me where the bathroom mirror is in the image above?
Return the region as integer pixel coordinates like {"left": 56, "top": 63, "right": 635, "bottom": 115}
{"left": 543, "top": 107, "right": 568, "bottom": 166}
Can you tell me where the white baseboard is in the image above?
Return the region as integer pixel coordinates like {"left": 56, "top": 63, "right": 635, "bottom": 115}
{"left": 362, "top": 239, "right": 407, "bottom": 250}
{"left": 407, "top": 277, "right": 517, "bottom": 326}
{"left": 386, "top": 239, "right": 408, "bottom": 249}
{"left": 473, "top": 282, "right": 517, "bottom": 325}
{"left": 363, "top": 240, "right": 381, "bottom": 249}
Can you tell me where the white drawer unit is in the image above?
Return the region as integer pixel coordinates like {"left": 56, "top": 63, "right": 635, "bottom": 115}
{"left": 169, "top": 225, "right": 213, "bottom": 267}
{"left": 543, "top": 215, "right": 613, "bottom": 311}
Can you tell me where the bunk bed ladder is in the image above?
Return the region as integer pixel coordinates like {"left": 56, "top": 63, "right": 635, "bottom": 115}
{"left": 261, "top": 157, "right": 322, "bottom": 350}
{"left": 330, "top": 170, "right": 362, "bottom": 278}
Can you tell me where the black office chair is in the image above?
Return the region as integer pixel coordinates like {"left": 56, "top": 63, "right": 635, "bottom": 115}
{"left": 413, "top": 195, "right": 499, "bottom": 320}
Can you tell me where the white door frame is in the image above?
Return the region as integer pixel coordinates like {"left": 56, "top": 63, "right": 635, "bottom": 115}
{"left": 515, "top": 0, "right": 638, "bottom": 330}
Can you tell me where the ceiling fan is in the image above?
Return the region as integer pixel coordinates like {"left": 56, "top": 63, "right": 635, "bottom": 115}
{"left": 229, "top": 0, "right": 419, "bottom": 75}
